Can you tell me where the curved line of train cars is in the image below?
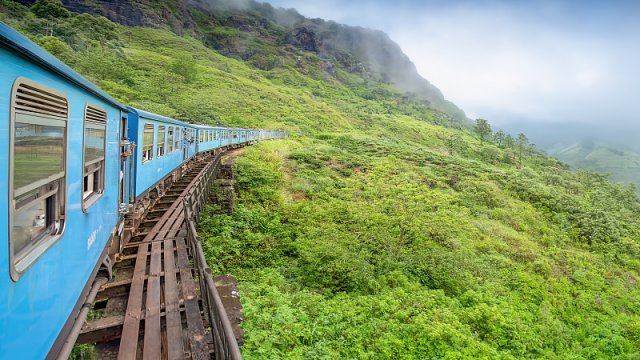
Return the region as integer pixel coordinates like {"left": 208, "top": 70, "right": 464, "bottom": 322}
{"left": 0, "top": 21, "right": 288, "bottom": 359}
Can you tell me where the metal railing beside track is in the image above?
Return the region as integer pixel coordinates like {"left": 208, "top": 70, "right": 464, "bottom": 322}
{"left": 184, "top": 153, "right": 243, "bottom": 360}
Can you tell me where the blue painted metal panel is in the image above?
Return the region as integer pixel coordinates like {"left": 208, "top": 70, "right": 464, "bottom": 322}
{"left": 195, "top": 125, "right": 227, "bottom": 152}
{"left": 0, "top": 47, "right": 122, "bottom": 359}
{"left": 127, "top": 108, "right": 197, "bottom": 198}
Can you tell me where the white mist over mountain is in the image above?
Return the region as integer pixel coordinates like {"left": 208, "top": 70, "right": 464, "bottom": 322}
{"left": 263, "top": 0, "right": 640, "bottom": 144}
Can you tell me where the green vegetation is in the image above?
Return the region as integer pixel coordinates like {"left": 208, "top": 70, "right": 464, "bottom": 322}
{"left": 2, "top": 2, "right": 640, "bottom": 358}
{"left": 549, "top": 140, "right": 640, "bottom": 193}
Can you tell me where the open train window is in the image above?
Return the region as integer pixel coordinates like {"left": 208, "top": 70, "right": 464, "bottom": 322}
{"left": 167, "top": 126, "right": 174, "bottom": 153}
{"left": 142, "top": 123, "right": 154, "bottom": 163}
{"left": 9, "top": 77, "right": 68, "bottom": 281}
{"left": 82, "top": 105, "right": 107, "bottom": 211}
{"left": 157, "top": 125, "right": 165, "bottom": 157}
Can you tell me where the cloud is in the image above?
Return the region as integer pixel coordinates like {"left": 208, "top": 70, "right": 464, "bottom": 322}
{"left": 264, "top": 0, "right": 640, "bottom": 130}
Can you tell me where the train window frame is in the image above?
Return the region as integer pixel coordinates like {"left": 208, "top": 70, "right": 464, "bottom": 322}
{"left": 167, "top": 126, "right": 174, "bottom": 153}
{"left": 81, "top": 104, "right": 107, "bottom": 212}
{"left": 157, "top": 125, "right": 165, "bottom": 158}
{"left": 174, "top": 127, "right": 181, "bottom": 151}
{"left": 142, "top": 123, "right": 154, "bottom": 163}
{"left": 9, "top": 77, "right": 69, "bottom": 281}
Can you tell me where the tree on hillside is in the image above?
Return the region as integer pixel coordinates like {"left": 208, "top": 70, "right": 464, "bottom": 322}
{"left": 474, "top": 118, "right": 492, "bottom": 145}
{"left": 517, "top": 133, "right": 528, "bottom": 167}
{"left": 494, "top": 129, "right": 506, "bottom": 147}
{"left": 437, "top": 132, "right": 463, "bottom": 156}
{"left": 171, "top": 53, "right": 198, "bottom": 83}
{"left": 504, "top": 134, "right": 515, "bottom": 149}
{"left": 31, "top": 0, "right": 69, "bottom": 18}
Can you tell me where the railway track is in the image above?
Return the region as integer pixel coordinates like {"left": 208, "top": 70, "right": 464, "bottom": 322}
{"left": 76, "top": 159, "right": 217, "bottom": 359}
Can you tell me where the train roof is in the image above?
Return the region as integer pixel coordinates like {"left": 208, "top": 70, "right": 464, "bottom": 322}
{"left": 127, "top": 107, "right": 197, "bottom": 127}
{"left": 192, "top": 124, "right": 251, "bottom": 130}
{"left": 0, "top": 21, "right": 127, "bottom": 111}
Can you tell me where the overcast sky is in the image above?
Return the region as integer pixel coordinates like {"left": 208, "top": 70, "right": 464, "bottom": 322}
{"left": 262, "top": 0, "right": 640, "bottom": 136}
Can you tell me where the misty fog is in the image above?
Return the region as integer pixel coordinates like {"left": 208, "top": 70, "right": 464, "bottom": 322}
{"left": 263, "top": 1, "right": 640, "bottom": 141}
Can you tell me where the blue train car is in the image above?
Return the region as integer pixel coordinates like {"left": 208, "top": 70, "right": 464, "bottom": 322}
{"left": 0, "top": 22, "right": 131, "bottom": 359}
{"left": 196, "top": 125, "right": 220, "bottom": 152}
{"left": 127, "top": 108, "right": 198, "bottom": 199}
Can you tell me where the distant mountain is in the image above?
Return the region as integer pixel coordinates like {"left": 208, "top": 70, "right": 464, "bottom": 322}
{"left": 549, "top": 140, "right": 640, "bottom": 189}
{"left": 15, "top": 0, "right": 468, "bottom": 125}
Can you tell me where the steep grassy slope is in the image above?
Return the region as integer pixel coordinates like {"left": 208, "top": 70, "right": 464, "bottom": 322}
{"left": 2, "top": 2, "right": 640, "bottom": 359}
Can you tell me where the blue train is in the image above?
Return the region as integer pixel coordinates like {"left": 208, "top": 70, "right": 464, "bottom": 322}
{"left": 0, "top": 22, "right": 287, "bottom": 359}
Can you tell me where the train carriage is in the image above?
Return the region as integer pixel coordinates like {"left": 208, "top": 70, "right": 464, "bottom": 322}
{"left": 126, "top": 107, "right": 198, "bottom": 200}
{"left": 0, "top": 22, "right": 131, "bottom": 358}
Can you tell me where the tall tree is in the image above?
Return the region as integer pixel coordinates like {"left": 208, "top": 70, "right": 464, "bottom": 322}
{"left": 474, "top": 118, "right": 492, "bottom": 145}
{"left": 516, "top": 133, "right": 528, "bottom": 167}
{"left": 504, "top": 134, "right": 515, "bottom": 149}
{"left": 494, "top": 129, "right": 506, "bottom": 147}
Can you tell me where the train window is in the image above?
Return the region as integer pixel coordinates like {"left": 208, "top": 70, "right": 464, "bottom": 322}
{"left": 199, "top": 130, "right": 204, "bottom": 143}
{"left": 208, "top": 130, "right": 212, "bottom": 142}
{"left": 167, "top": 127, "right": 174, "bottom": 153}
{"left": 233, "top": 131, "right": 238, "bottom": 139}
{"left": 214, "top": 131, "right": 218, "bottom": 141}
{"left": 82, "top": 105, "right": 107, "bottom": 211}
{"left": 157, "top": 125, "right": 166, "bottom": 157}
{"left": 175, "top": 127, "right": 181, "bottom": 151}
{"left": 142, "top": 123, "right": 154, "bottom": 163}
{"left": 9, "top": 77, "right": 68, "bottom": 280}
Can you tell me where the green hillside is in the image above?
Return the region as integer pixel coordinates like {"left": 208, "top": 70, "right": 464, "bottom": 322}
{"left": 3, "top": 1, "right": 640, "bottom": 358}
{"left": 549, "top": 141, "right": 640, "bottom": 191}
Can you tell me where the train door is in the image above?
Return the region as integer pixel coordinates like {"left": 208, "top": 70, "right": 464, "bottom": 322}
{"left": 182, "top": 128, "right": 188, "bottom": 161}
{"left": 119, "top": 115, "right": 133, "bottom": 215}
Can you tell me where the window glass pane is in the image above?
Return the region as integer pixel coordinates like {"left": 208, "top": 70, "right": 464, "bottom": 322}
{"left": 143, "top": 124, "right": 154, "bottom": 147}
{"left": 13, "top": 197, "right": 47, "bottom": 255}
{"left": 84, "top": 125, "right": 105, "bottom": 164}
{"left": 14, "top": 117, "right": 64, "bottom": 190}
{"left": 158, "top": 126, "right": 165, "bottom": 144}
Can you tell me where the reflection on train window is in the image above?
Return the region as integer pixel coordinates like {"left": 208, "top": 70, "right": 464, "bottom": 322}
{"left": 157, "top": 125, "right": 165, "bottom": 157}
{"left": 142, "top": 123, "right": 154, "bottom": 163}
{"left": 174, "top": 127, "right": 180, "bottom": 151}
{"left": 82, "top": 105, "right": 107, "bottom": 210}
{"left": 10, "top": 77, "right": 68, "bottom": 280}
{"left": 167, "top": 126, "right": 174, "bottom": 153}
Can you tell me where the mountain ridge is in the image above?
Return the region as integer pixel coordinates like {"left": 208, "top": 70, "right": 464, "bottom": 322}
{"left": 549, "top": 140, "right": 640, "bottom": 190}
{"left": 15, "top": 0, "right": 468, "bottom": 125}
